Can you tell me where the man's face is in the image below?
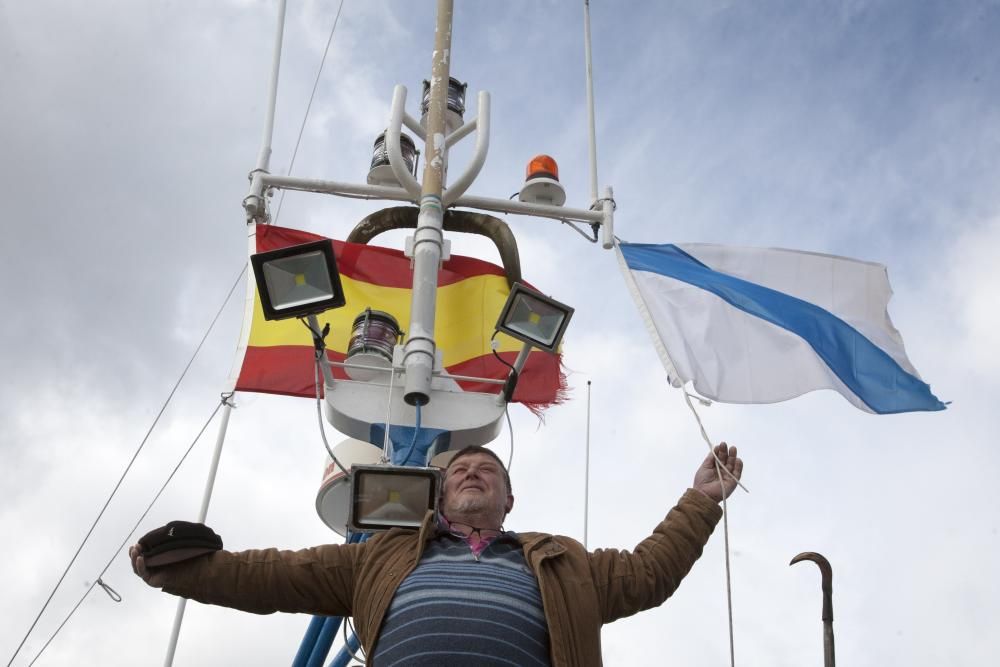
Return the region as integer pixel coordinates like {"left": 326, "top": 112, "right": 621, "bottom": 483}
{"left": 441, "top": 452, "right": 514, "bottom": 525}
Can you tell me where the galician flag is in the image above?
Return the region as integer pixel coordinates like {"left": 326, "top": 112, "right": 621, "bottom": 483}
{"left": 617, "top": 242, "right": 945, "bottom": 414}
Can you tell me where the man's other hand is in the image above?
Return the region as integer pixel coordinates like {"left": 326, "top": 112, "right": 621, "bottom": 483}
{"left": 129, "top": 544, "right": 167, "bottom": 589}
{"left": 693, "top": 443, "right": 743, "bottom": 503}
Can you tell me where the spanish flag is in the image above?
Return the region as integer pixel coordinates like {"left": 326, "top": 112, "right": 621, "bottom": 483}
{"left": 235, "top": 224, "right": 567, "bottom": 412}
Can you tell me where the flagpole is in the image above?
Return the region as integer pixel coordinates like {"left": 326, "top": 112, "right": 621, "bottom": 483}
{"left": 583, "top": 380, "right": 591, "bottom": 549}
{"left": 162, "top": 396, "right": 235, "bottom": 666}
{"left": 243, "top": 0, "right": 288, "bottom": 225}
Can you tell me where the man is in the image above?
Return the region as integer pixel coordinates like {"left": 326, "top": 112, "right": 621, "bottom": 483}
{"left": 131, "top": 443, "right": 743, "bottom": 666}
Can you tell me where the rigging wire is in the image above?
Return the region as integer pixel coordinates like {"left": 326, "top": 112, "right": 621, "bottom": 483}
{"left": 25, "top": 397, "right": 228, "bottom": 667}
{"left": 6, "top": 263, "right": 246, "bottom": 667}
{"left": 272, "top": 0, "right": 347, "bottom": 226}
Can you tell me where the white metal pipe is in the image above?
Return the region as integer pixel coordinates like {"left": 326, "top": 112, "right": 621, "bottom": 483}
{"left": 583, "top": 0, "right": 600, "bottom": 205}
{"left": 403, "top": 0, "right": 454, "bottom": 406}
{"left": 444, "top": 113, "right": 477, "bottom": 148}
{"left": 511, "top": 343, "right": 532, "bottom": 376}
{"left": 243, "top": 0, "right": 288, "bottom": 223}
{"left": 163, "top": 399, "right": 234, "bottom": 666}
{"left": 600, "top": 185, "right": 615, "bottom": 249}
{"left": 442, "top": 91, "right": 490, "bottom": 207}
{"left": 262, "top": 174, "right": 412, "bottom": 201}
{"left": 402, "top": 112, "right": 427, "bottom": 142}
{"left": 387, "top": 85, "right": 423, "bottom": 199}
{"left": 261, "top": 173, "right": 606, "bottom": 225}
{"left": 454, "top": 193, "right": 605, "bottom": 223}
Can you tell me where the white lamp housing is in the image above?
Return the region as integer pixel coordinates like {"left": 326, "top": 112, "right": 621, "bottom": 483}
{"left": 518, "top": 154, "right": 566, "bottom": 207}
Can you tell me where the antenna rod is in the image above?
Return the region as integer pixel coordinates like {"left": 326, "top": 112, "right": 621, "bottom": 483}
{"left": 582, "top": 0, "right": 600, "bottom": 204}
{"left": 243, "top": 0, "right": 289, "bottom": 223}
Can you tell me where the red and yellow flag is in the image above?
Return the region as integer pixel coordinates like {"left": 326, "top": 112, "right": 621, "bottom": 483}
{"left": 235, "top": 224, "right": 567, "bottom": 412}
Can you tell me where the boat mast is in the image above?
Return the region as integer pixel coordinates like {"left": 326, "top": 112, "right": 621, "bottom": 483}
{"left": 402, "top": 0, "right": 455, "bottom": 407}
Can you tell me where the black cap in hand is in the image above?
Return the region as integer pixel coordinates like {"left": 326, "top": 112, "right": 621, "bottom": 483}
{"left": 138, "top": 521, "right": 222, "bottom": 568}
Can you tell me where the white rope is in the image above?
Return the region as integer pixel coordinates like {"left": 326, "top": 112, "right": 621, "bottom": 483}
{"left": 683, "top": 391, "right": 742, "bottom": 667}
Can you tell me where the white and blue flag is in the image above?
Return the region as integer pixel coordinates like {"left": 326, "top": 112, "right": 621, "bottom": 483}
{"left": 617, "top": 242, "right": 945, "bottom": 414}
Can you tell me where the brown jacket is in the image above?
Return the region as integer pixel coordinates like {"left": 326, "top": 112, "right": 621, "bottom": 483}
{"left": 160, "top": 489, "right": 722, "bottom": 665}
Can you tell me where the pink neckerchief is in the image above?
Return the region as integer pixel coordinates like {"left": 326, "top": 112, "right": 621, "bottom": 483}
{"left": 439, "top": 515, "right": 501, "bottom": 559}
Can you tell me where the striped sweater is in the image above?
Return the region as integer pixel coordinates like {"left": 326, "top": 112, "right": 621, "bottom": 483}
{"left": 370, "top": 532, "right": 551, "bottom": 666}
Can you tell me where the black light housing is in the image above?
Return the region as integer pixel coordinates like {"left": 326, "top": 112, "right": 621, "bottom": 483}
{"left": 348, "top": 465, "right": 440, "bottom": 532}
{"left": 250, "top": 240, "right": 346, "bottom": 321}
{"left": 420, "top": 76, "right": 468, "bottom": 119}
{"left": 495, "top": 283, "right": 574, "bottom": 353}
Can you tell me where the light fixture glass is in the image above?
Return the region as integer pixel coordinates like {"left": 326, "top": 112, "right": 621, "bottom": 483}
{"left": 420, "top": 76, "right": 468, "bottom": 134}
{"left": 349, "top": 465, "right": 440, "bottom": 532}
{"left": 367, "top": 130, "right": 418, "bottom": 186}
{"left": 496, "top": 283, "right": 574, "bottom": 353}
{"left": 250, "top": 240, "right": 346, "bottom": 321}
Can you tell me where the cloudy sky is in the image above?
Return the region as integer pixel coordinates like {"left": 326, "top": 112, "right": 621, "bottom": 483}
{"left": 3, "top": 1, "right": 999, "bottom": 665}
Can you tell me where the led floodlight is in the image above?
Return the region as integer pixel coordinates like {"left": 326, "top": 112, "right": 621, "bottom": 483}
{"left": 250, "top": 240, "right": 346, "bottom": 321}
{"left": 349, "top": 465, "right": 440, "bottom": 532}
{"left": 495, "top": 283, "right": 574, "bottom": 353}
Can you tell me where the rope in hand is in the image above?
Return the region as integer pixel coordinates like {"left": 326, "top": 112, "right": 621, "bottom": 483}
{"left": 683, "top": 390, "right": 748, "bottom": 667}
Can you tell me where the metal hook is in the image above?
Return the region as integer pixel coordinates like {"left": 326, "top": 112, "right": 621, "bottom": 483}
{"left": 790, "top": 551, "right": 835, "bottom": 667}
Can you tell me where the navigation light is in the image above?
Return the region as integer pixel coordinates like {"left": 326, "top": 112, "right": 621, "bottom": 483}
{"left": 518, "top": 154, "right": 566, "bottom": 207}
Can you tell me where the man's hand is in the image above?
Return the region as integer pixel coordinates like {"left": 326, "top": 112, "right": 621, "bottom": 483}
{"left": 693, "top": 443, "right": 744, "bottom": 503}
{"left": 129, "top": 544, "right": 167, "bottom": 589}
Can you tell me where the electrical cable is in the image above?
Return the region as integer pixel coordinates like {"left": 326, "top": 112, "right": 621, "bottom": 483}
{"left": 25, "top": 397, "right": 227, "bottom": 667}
{"left": 559, "top": 218, "right": 598, "bottom": 243}
{"left": 490, "top": 332, "right": 519, "bottom": 403}
{"left": 6, "top": 264, "right": 245, "bottom": 667}
{"left": 272, "top": 0, "right": 347, "bottom": 226}
{"left": 314, "top": 355, "right": 350, "bottom": 476}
